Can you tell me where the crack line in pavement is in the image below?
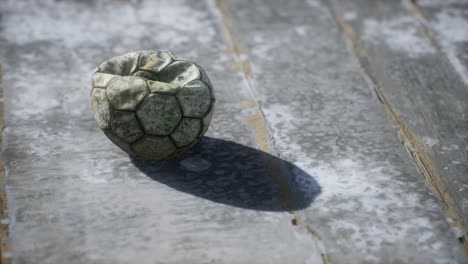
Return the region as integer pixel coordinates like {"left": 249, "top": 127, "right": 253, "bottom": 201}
{"left": 329, "top": 3, "right": 468, "bottom": 252}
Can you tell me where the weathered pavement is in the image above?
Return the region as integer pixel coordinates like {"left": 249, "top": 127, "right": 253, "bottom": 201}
{"left": 0, "top": 0, "right": 467, "bottom": 263}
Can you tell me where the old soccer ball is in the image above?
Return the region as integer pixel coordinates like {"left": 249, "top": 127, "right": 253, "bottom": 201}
{"left": 90, "top": 50, "right": 215, "bottom": 160}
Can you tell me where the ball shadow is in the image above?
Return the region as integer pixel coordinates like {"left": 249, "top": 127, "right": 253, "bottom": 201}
{"left": 131, "top": 137, "right": 321, "bottom": 211}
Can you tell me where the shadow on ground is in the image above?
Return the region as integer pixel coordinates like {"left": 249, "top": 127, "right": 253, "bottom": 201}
{"left": 131, "top": 137, "right": 321, "bottom": 211}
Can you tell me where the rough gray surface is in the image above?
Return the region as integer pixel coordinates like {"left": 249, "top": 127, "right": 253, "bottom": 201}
{"left": 417, "top": 0, "right": 468, "bottom": 85}
{"left": 0, "top": 0, "right": 466, "bottom": 263}
{"left": 415, "top": 0, "right": 468, "bottom": 234}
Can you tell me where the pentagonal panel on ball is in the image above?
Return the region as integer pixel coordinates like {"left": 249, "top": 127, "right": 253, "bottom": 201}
{"left": 170, "top": 118, "right": 201, "bottom": 147}
{"left": 132, "top": 135, "right": 177, "bottom": 160}
{"left": 176, "top": 80, "right": 212, "bottom": 118}
{"left": 107, "top": 76, "right": 148, "bottom": 111}
{"left": 111, "top": 111, "right": 144, "bottom": 143}
{"left": 136, "top": 94, "right": 182, "bottom": 135}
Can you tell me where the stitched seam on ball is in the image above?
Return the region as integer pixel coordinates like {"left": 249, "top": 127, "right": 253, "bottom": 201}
{"left": 159, "top": 52, "right": 174, "bottom": 72}
{"left": 194, "top": 118, "right": 205, "bottom": 139}
{"left": 133, "top": 68, "right": 161, "bottom": 81}
{"left": 134, "top": 81, "right": 151, "bottom": 117}
{"left": 110, "top": 110, "right": 145, "bottom": 145}
{"left": 171, "top": 117, "right": 202, "bottom": 148}
{"left": 131, "top": 51, "right": 142, "bottom": 76}
{"left": 168, "top": 134, "right": 182, "bottom": 149}
{"left": 104, "top": 76, "right": 120, "bottom": 111}
{"left": 167, "top": 95, "right": 185, "bottom": 136}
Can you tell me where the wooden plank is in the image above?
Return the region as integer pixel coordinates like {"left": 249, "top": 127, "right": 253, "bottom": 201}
{"left": 329, "top": 0, "right": 468, "bottom": 250}
{"left": 219, "top": 0, "right": 467, "bottom": 262}
{"left": 0, "top": 66, "right": 11, "bottom": 264}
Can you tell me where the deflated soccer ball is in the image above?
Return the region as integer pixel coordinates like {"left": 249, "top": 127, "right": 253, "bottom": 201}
{"left": 90, "top": 50, "right": 215, "bottom": 160}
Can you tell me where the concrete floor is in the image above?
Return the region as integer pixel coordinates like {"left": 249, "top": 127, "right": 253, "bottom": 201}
{"left": 0, "top": 0, "right": 467, "bottom": 263}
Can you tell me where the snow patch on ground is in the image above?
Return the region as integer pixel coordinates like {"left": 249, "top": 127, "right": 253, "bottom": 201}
{"left": 363, "top": 16, "right": 436, "bottom": 58}
{"left": 1, "top": 0, "right": 215, "bottom": 49}
{"left": 344, "top": 11, "right": 357, "bottom": 21}
{"left": 263, "top": 102, "right": 454, "bottom": 263}
{"left": 306, "top": 0, "right": 322, "bottom": 8}
{"left": 418, "top": 0, "right": 468, "bottom": 7}
{"left": 423, "top": 136, "right": 439, "bottom": 148}
{"left": 430, "top": 8, "right": 468, "bottom": 84}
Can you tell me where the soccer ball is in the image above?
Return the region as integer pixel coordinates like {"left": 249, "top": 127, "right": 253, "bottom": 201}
{"left": 90, "top": 50, "right": 215, "bottom": 160}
